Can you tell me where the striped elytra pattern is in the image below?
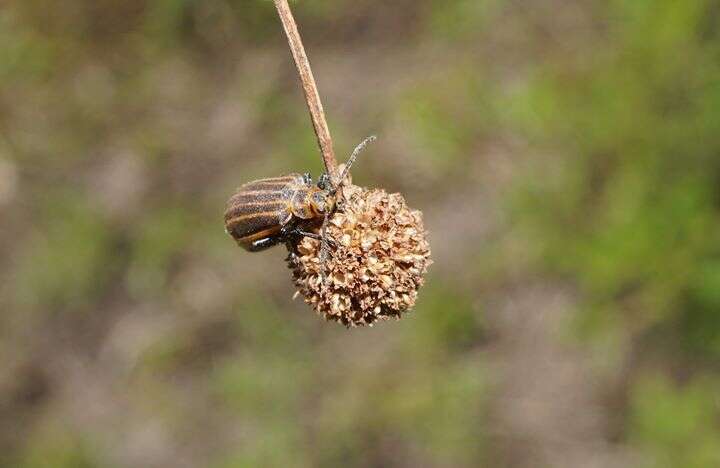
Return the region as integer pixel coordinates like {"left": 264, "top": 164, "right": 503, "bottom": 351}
{"left": 224, "top": 174, "right": 316, "bottom": 251}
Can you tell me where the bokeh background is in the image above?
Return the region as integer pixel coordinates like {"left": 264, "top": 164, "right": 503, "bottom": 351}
{"left": 1, "top": 1, "right": 720, "bottom": 467}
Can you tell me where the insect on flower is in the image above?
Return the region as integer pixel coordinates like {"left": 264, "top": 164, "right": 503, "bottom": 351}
{"left": 224, "top": 136, "right": 376, "bottom": 257}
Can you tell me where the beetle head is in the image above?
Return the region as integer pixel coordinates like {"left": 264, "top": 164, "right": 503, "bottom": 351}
{"left": 317, "top": 173, "right": 331, "bottom": 191}
{"left": 310, "top": 189, "right": 336, "bottom": 215}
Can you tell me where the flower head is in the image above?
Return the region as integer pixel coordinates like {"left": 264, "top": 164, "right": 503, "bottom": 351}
{"left": 287, "top": 184, "right": 432, "bottom": 327}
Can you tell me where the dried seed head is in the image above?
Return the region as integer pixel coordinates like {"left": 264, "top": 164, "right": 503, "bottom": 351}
{"left": 287, "top": 184, "right": 432, "bottom": 327}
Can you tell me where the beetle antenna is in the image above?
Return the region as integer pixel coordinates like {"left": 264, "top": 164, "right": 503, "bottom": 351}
{"left": 330, "top": 135, "right": 376, "bottom": 194}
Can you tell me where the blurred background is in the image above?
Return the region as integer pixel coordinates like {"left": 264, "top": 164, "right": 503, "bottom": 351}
{"left": 1, "top": 1, "right": 719, "bottom": 467}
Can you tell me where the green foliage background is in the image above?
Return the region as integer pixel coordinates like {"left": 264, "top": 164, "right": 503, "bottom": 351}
{"left": 1, "top": 1, "right": 719, "bottom": 467}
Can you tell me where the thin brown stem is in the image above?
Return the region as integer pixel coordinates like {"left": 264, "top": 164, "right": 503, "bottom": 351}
{"left": 273, "top": 0, "right": 338, "bottom": 179}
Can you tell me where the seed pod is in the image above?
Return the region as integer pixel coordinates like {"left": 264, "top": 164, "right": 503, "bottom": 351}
{"left": 287, "top": 183, "right": 432, "bottom": 327}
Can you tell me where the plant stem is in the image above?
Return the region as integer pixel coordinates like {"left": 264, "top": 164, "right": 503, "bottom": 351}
{"left": 273, "top": 0, "right": 338, "bottom": 179}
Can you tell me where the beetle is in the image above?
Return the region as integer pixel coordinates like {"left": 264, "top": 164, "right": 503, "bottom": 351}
{"left": 224, "top": 136, "right": 375, "bottom": 253}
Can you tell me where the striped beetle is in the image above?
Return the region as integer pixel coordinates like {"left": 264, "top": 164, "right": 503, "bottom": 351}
{"left": 224, "top": 136, "right": 375, "bottom": 254}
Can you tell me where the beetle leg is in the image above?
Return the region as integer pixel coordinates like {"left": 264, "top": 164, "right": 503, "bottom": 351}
{"left": 285, "top": 242, "right": 300, "bottom": 261}
{"left": 293, "top": 230, "right": 322, "bottom": 240}
{"left": 279, "top": 220, "right": 297, "bottom": 237}
{"left": 317, "top": 213, "right": 336, "bottom": 284}
{"left": 291, "top": 228, "right": 338, "bottom": 248}
{"left": 248, "top": 236, "right": 283, "bottom": 252}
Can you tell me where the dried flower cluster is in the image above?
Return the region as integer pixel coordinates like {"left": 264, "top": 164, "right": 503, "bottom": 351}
{"left": 287, "top": 184, "right": 432, "bottom": 327}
